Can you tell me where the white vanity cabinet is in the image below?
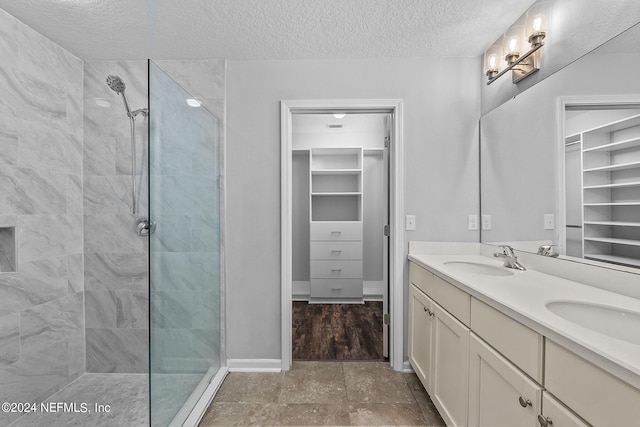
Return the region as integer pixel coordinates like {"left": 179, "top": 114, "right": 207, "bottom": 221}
{"left": 537, "top": 392, "right": 589, "bottom": 427}
{"left": 468, "top": 333, "right": 542, "bottom": 427}
{"left": 409, "top": 264, "right": 470, "bottom": 427}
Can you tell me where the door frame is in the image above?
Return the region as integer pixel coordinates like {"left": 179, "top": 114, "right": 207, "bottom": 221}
{"left": 280, "top": 99, "right": 404, "bottom": 371}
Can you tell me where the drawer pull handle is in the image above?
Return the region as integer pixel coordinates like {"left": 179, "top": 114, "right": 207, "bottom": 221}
{"left": 518, "top": 397, "right": 532, "bottom": 408}
{"left": 537, "top": 415, "right": 553, "bottom": 427}
{"left": 331, "top": 250, "right": 342, "bottom": 253}
{"left": 331, "top": 288, "right": 342, "bottom": 291}
{"left": 331, "top": 269, "right": 342, "bottom": 272}
{"left": 330, "top": 231, "right": 342, "bottom": 235}
{"left": 423, "top": 307, "right": 434, "bottom": 317}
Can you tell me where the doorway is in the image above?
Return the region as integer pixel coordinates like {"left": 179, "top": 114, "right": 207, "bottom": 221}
{"left": 281, "top": 99, "right": 404, "bottom": 371}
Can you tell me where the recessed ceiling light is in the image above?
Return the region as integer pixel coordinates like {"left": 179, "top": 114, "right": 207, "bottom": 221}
{"left": 333, "top": 113, "right": 346, "bottom": 119}
{"left": 94, "top": 98, "right": 111, "bottom": 108}
{"left": 186, "top": 98, "right": 201, "bottom": 107}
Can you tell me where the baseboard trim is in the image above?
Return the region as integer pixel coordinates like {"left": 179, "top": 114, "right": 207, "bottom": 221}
{"left": 403, "top": 360, "right": 414, "bottom": 373}
{"left": 227, "top": 359, "right": 283, "bottom": 372}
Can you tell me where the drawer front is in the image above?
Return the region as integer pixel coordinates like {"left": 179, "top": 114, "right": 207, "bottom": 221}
{"left": 545, "top": 340, "right": 640, "bottom": 427}
{"left": 310, "top": 279, "right": 363, "bottom": 298}
{"left": 409, "top": 262, "right": 434, "bottom": 296}
{"left": 541, "top": 392, "right": 589, "bottom": 427}
{"left": 433, "top": 274, "right": 470, "bottom": 326}
{"left": 310, "top": 241, "right": 363, "bottom": 260}
{"left": 310, "top": 260, "right": 363, "bottom": 279}
{"left": 470, "top": 297, "right": 543, "bottom": 383}
{"left": 310, "top": 222, "right": 362, "bottom": 241}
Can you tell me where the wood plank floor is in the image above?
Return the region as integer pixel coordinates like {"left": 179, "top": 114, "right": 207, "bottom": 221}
{"left": 292, "top": 301, "right": 384, "bottom": 361}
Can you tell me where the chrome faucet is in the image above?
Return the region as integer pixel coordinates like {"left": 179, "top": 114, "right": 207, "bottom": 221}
{"left": 537, "top": 244, "right": 559, "bottom": 257}
{"left": 494, "top": 245, "right": 526, "bottom": 271}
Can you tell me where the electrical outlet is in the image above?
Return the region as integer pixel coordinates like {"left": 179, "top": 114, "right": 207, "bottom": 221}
{"left": 406, "top": 215, "right": 416, "bottom": 231}
{"left": 544, "top": 213, "right": 555, "bottom": 230}
{"left": 468, "top": 215, "right": 478, "bottom": 230}
{"left": 482, "top": 214, "right": 492, "bottom": 230}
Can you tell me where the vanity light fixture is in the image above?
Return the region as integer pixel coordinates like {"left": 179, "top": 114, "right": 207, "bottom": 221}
{"left": 186, "top": 98, "right": 202, "bottom": 107}
{"left": 485, "top": 1, "right": 550, "bottom": 85}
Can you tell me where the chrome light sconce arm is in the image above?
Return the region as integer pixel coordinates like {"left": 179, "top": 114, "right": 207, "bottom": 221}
{"left": 486, "top": 39, "right": 544, "bottom": 85}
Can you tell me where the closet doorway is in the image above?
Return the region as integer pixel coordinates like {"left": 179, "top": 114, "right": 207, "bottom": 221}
{"left": 281, "top": 100, "right": 404, "bottom": 371}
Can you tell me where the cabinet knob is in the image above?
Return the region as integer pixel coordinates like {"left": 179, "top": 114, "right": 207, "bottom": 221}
{"left": 537, "top": 415, "right": 553, "bottom": 426}
{"left": 518, "top": 396, "right": 532, "bottom": 408}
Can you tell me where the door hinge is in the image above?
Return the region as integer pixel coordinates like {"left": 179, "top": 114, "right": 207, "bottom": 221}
{"left": 383, "top": 313, "right": 390, "bottom": 325}
{"left": 383, "top": 224, "right": 390, "bottom": 237}
{"left": 218, "top": 175, "right": 224, "bottom": 189}
{"left": 384, "top": 136, "right": 390, "bottom": 147}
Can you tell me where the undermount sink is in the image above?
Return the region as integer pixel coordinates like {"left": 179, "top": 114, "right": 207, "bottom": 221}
{"left": 546, "top": 301, "right": 640, "bottom": 345}
{"left": 443, "top": 261, "right": 514, "bottom": 276}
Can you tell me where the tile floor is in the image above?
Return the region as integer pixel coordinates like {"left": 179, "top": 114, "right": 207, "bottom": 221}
{"left": 199, "top": 361, "right": 446, "bottom": 426}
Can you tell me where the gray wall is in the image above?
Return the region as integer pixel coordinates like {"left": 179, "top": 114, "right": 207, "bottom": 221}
{"left": 481, "top": 0, "right": 640, "bottom": 114}
{"left": 226, "top": 58, "right": 480, "bottom": 361}
{"left": 0, "top": 8, "right": 84, "bottom": 425}
{"left": 82, "top": 60, "right": 225, "bottom": 373}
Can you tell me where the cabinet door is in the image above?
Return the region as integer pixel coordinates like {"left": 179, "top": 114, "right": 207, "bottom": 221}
{"left": 432, "top": 303, "right": 470, "bottom": 427}
{"left": 538, "top": 392, "right": 589, "bottom": 427}
{"left": 468, "top": 334, "right": 542, "bottom": 427}
{"left": 408, "top": 284, "right": 433, "bottom": 387}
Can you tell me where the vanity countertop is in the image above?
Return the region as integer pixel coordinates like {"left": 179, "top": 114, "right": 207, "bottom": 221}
{"left": 408, "top": 252, "right": 640, "bottom": 390}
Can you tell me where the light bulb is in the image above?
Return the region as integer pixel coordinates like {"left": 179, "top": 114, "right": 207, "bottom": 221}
{"left": 509, "top": 38, "right": 518, "bottom": 53}
{"left": 488, "top": 55, "right": 497, "bottom": 69}
{"left": 533, "top": 16, "right": 542, "bottom": 32}
{"left": 333, "top": 113, "right": 346, "bottom": 119}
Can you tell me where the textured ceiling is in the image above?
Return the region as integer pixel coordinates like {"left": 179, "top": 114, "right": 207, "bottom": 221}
{"left": 0, "top": 0, "right": 535, "bottom": 61}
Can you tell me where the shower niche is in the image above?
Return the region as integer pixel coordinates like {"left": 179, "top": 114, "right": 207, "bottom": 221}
{"left": 0, "top": 226, "right": 16, "bottom": 273}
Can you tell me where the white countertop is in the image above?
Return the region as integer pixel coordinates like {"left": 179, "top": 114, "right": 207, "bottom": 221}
{"left": 408, "top": 252, "right": 640, "bottom": 390}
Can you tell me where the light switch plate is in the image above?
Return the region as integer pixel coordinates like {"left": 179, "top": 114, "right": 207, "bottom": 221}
{"left": 406, "top": 215, "right": 416, "bottom": 231}
{"left": 468, "top": 215, "right": 478, "bottom": 230}
{"left": 482, "top": 214, "right": 492, "bottom": 230}
{"left": 544, "top": 213, "right": 555, "bottom": 230}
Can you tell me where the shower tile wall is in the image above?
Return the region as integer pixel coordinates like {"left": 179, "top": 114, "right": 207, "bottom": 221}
{"left": 83, "top": 60, "right": 225, "bottom": 373}
{"left": 0, "top": 9, "right": 84, "bottom": 426}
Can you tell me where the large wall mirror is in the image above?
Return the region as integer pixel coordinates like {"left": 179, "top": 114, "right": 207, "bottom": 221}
{"left": 480, "top": 21, "right": 640, "bottom": 271}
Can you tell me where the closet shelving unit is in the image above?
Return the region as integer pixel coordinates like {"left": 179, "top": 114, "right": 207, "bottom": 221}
{"left": 574, "top": 113, "right": 640, "bottom": 267}
{"left": 309, "top": 147, "right": 364, "bottom": 303}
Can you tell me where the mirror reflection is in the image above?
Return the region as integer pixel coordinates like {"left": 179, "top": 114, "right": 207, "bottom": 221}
{"left": 480, "top": 22, "right": 640, "bottom": 269}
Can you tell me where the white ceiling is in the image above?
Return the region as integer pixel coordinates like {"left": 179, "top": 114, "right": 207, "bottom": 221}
{"left": 0, "top": 0, "right": 535, "bottom": 61}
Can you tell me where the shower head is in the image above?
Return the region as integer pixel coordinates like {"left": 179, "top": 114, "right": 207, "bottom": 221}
{"left": 106, "top": 75, "right": 132, "bottom": 117}
{"left": 106, "top": 75, "right": 126, "bottom": 94}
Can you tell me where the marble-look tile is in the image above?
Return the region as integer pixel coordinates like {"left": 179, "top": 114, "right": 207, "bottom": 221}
{"left": 213, "top": 372, "right": 284, "bottom": 403}
{"left": 343, "top": 362, "right": 415, "bottom": 404}
{"left": 85, "top": 290, "right": 117, "bottom": 328}
{"left": 150, "top": 373, "right": 203, "bottom": 427}
{"left": 277, "top": 403, "right": 352, "bottom": 426}
{"left": 83, "top": 175, "right": 133, "bottom": 215}
{"left": 151, "top": 328, "right": 215, "bottom": 361}
{"left": 12, "top": 373, "right": 149, "bottom": 427}
{"left": 86, "top": 328, "right": 148, "bottom": 373}
{"left": 0, "top": 313, "right": 19, "bottom": 367}
{"left": 0, "top": 129, "right": 19, "bottom": 166}
{"left": 20, "top": 292, "right": 84, "bottom": 355}
{"left": 0, "top": 340, "right": 69, "bottom": 426}
{"left": 84, "top": 212, "right": 148, "bottom": 253}
{"left": 83, "top": 134, "right": 116, "bottom": 176}
{"left": 191, "top": 290, "right": 221, "bottom": 330}
{"left": 67, "top": 253, "right": 83, "bottom": 293}
{"left": 198, "top": 402, "right": 281, "bottom": 427}
{"left": 349, "top": 403, "right": 427, "bottom": 426}
{"left": 115, "top": 123, "right": 148, "bottom": 176}
{"left": 151, "top": 290, "right": 192, "bottom": 328}
{"left": 0, "top": 226, "right": 16, "bottom": 272}
{"left": 68, "top": 334, "right": 86, "bottom": 379}
{"left": 18, "top": 214, "right": 83, "bottom": 262}
{"left": 151, "top": 215, "right": 192, "bottom": 252}
{"left": 0, "top": 166, "right": 67, "bottom": 215}
{"left": 115, "top": 290, "right": 148, "bottom": 329}
{"left": 279, "top": 362, "right": 347, "bottom": 404}
{"left": 191, "top": 214, "right": 220, "bottom": 252}
{"left": 84, "top": 252, "right": 148, "bottom": 292}
{"left": 150, "top": 252, "right": 219, "bottom": 291}
{"left": 404, "top": 373, "right": 446, "bottom": 426}
{"left": 18, "top": 124, "right": 82, "bottom": 175}
{"left": 66, "top": 174, "right": 83, "bottom": 214}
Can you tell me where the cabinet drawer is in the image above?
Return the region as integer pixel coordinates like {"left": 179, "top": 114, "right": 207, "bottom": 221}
{"left": 310, "top": 279, "right": 362, "bottom": 298}
{"left": 310, "top": 222, "right": 362, "bottom": 241}
{"left": 541, "top": 392, "right": 589, "bottom": 427}
{"left": 433, "top": 274, "right": 470, "bottom": 326}
{"left": 310, "top": 260, "right": 363, "bottom": 279}
{"left": 310, "top": 241, "right": 362, "bottom": 260}
{"left": 545, "top": 340, "right": 640, "bottom": 427}
{"left": 470, "top": 297, "right": 543, "bottom": 383}
{"left": 409, "top": 262, "right": 434, "bottom": 296}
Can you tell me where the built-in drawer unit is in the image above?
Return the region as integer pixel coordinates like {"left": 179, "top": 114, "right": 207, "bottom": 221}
{"left": 310, "top": 241, "right": 363, "bottom": 260}
{"left": 310, "top": 260, "right": 363, "bottom": 279}
{"left": 545, "top": 340, "right": 640, "bottom": 427}
{"left": 310, "top": 222, "right": 362, "bottom": 241}
{"left": 540, "top": 392, "right": 590, "bottom": 427}
{"left": 470, "top": 297, "right": 544, "bottom": 383}
{"left": 433, "top": 273, "right": 470, "bottom": 326}
{"left": 409, "top": 262, "right": 433, "bottom": 296}
{"left": 310, "top": 279, "right": 363, "bottom": 298}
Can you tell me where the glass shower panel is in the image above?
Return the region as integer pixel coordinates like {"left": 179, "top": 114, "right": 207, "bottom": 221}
{"left": 148, "top": 61, "right": 222, "bottom": 427}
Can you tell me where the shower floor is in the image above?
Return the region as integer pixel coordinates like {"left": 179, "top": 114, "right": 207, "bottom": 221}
{"left": 10, "top": 373, "right": 149, "bottom": 427}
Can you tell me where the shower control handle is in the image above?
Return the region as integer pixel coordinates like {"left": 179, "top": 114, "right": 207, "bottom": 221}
{"left": 136, "top": 216, "right": 156, "bottom": 236}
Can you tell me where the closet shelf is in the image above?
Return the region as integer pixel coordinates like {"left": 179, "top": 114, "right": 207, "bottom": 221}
{"left": 583, "top": 161, "right": 640, "bottom": 173}
{"left": 311, "top": 169, "right": 361, "bottom": 175}
{"left": 584, "top": 221, "right": 640, "bottom": 227}
{"left": 584, "top": 254, "right": 640, "bottom": 268}
{"left": 583, "top": 237, "right": 640, "bottom": 247}
{"left": 583, "top": 136, "right": 640, "bottom": 153}
{"left": 311, "top": 192, "right": 361, "bottom": 196}
{"left": 584, "top": 202, "right": 640, "bottom": 206}
{"left": 583, "top": 181, "right": 640, "bottom": 189}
